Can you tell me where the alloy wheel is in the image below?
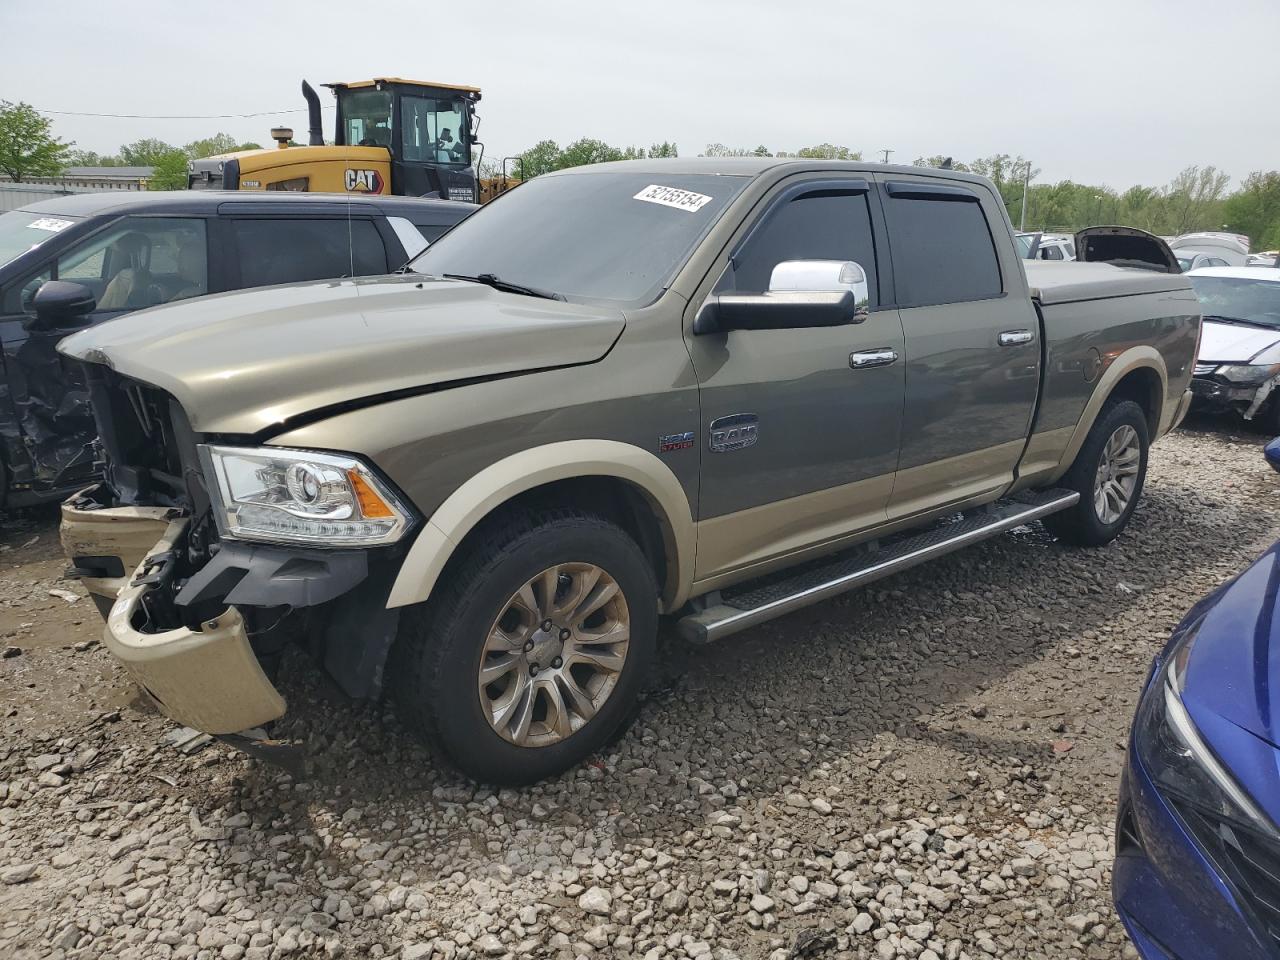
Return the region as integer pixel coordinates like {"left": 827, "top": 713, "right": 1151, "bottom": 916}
{"left": 1093, "top": 424, "right": 1141, "bottom": 525}
{"left": 478, "top": 563, "right": 630, "bottom": 747}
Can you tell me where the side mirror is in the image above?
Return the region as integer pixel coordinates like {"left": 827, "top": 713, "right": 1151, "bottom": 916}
{"left": 694, "top": 259, "right": 870, "bottom": 334}
{"left": 26, "top": 280, "right": 96, "bottom": 332}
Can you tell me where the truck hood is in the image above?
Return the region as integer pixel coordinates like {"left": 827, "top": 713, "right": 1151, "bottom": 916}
{"left": 1197, "top": 319, "right": 1280, "bottom": 364}
{"left": 57, "top": 274, "right": 625, "bottom": 435}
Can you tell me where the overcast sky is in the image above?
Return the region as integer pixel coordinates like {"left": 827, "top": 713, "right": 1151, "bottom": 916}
{"left": 3, "top": 0, "right": 1277, "bottom": 189}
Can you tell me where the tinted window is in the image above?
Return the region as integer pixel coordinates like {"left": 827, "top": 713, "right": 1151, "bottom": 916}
{"left": 884, "top": 194, "right": 1002, "bottom": 305}
{"left": 412, "top": 172, "right": 746, "bottom": 305}
{"left": 58, "top": 216, "right": 207, "bottom": 311}
{"left": 730, "top": 191, "right": 877, "bottom": 305}
{"left": 232, "top": 219, "right": 387, "bottom": 288}
{"left": 1039, "top": 244, "right": 1063, "bottom": 261}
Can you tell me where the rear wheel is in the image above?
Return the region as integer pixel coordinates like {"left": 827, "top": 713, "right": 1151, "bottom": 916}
{"left": 1042, "top": 400, "right": 1149, "bottom": 546}
{"left": 393, "top": 508, "right": 657, "bottom": 785}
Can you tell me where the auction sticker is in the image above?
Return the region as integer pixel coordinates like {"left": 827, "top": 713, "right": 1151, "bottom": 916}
{"left": 27, "top": 217, "right": 74, "bottom": 233}
{"left": 633, "top": 184, "right": 713, "bottom": 212}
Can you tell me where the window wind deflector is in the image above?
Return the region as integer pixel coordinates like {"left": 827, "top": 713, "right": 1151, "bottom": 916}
{"left": 885, "top": 181, "right": 981, "bottom": 202}
{"left": 443, "top": 273, "right": 565, "bottom": 301}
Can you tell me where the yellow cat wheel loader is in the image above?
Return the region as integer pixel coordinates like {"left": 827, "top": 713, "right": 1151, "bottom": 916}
{"left": 187, "top": 79, "right": 519, "bottom": 203}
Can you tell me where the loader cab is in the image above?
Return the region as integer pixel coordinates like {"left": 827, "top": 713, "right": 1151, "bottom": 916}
{"left": 328, "top": 79, "right": 481, "bottom": 203}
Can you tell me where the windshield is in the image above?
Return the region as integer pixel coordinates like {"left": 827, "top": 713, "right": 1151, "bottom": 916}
{"left": 1015, "top": 234, "right": 1036, "bottom": 258}
{"left": 1189, "top": 275, "right": 1280, "bottom": 328}
{"left": 410, "top": 171, "right": 747, "bottom": 304}
{"left": 342, "top": 89, "right": 394, "bottom": 148}
{"left": 400, "top": 95, "right": 468, "bottom": 165}
{"left": 0, "top": 210, "right": 79, "bottom": 269}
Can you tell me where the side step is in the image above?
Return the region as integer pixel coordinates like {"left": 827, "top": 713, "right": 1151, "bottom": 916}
{"left": 677, "top": 488, "right": 1079, "bottom": 644}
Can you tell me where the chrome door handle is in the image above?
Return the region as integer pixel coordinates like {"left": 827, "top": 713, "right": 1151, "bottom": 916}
{"left": 998, "top": 329, "right": 1035, "bottom": 346}
{"left": 849, "top": 348, "right": 898, "bottom": 369}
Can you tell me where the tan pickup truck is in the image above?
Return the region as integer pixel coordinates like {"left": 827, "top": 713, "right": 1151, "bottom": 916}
{"left": 54, "top": 160, "right": 1199, "bottom": 784}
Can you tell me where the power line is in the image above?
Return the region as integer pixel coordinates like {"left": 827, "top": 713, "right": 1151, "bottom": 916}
{"left": 40, "top": 107, "right": 309, "bottom": 120}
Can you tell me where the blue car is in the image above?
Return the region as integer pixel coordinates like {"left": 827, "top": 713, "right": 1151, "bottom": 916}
{"left": 1115, "top": 436, "right": 1280, "bottom": 958}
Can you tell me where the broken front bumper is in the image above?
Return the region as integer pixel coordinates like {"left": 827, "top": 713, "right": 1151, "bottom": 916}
{"left": 60, "top": 488, "right": 179, "bottom": 616}
{"left": 1190, "top": 376, "right": 1277, "bottom": 420}
{"left": 92, "top": 514, "right": 287, "bottom": 735}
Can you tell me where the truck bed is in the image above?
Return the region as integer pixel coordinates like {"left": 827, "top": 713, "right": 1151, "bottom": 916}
{"left": 1025, "top": 260, "right": 1190, "bottom": 305}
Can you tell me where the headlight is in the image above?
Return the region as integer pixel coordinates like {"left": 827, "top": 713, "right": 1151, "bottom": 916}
{"left": 199, "top": 445, "right": 412, "bottom": 547}
{"left": 1216, "top": 362, "right": 1280, "bottom": 385}
{"left": 1135, "top": 619, "right": 1273, "bottom": 832}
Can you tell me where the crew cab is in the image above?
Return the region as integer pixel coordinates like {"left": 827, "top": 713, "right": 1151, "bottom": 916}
{"left": 0, "top": 191, "right": 474, "bottom": 508}
{"left": 54, "top": 160, "right": 1199, "bottom": 784}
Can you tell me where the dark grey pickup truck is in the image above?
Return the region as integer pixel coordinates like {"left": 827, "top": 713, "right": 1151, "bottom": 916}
{"left": 54, "top": 160, "right": 1199, "bottom": 783}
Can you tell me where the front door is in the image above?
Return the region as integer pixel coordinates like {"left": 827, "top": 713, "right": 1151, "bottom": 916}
{"left": 0, "top": 215, "right": 209, "bottom": 495}
{"left": 875, "top": 175, "right": 1041, "bottom": 519}
{"left": 686, "top": 176, "right": 906, "bottom": 582}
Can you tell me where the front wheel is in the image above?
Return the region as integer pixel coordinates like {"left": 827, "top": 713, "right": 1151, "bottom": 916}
{"left": 393, "top": 508, "right": 657, "bottom": 785}
{"left": 1042, "top": 399, "right": 1149, "bottom": 546}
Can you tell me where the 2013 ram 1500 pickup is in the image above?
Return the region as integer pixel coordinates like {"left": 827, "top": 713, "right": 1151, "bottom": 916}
{"left": 55, "top": 160, "right": 1199, "bottom": 784}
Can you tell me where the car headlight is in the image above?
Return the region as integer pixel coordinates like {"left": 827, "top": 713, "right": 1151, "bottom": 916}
{"left": 1135, "top": 618, "right": 1273, "bottom": 832}
{"left": 1216, "top": 362, "right": 1280, "bottom": 385}
{"left": 199, "top": 445, "right": 413, "bottom": 547}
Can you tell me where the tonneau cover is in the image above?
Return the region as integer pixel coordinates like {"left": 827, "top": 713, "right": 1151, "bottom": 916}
{"left": 1025, "top": 261, "right": 1191, "bottom": 306}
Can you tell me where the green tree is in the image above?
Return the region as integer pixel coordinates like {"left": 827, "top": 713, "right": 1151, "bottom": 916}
{"left": 0, "top": 101, "right": 72, "bottom": 181}
{"left": 184, "top": 132, "right": 261, "bottom": 158}
{"left": 913, "top": 156, "right": 971, "bottom": 172}
{"left": 119, "top": 138, "right": 180, "bottom": 166}
{"left": 648, "top": 141, "right": 678, "bottom": 158}
{"left": 558, "top": 138, "right": 627, "bottom": 167}
{"left": 794, "top": 143, "right": 861, "bottom": 160}
{"left": 1162, "top": 165, "right": 1230, "bottom": 236}
{"left": 517, "top": 139, "right": 564, "bottom": 178}
{"left": 1223, "top": 171, "right": 1280, "bottom": 249}
{"left": 146, "top": 150, "right": 190, "bottom": 190}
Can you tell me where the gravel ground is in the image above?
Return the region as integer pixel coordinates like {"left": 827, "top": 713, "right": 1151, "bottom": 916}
{"left": 2, "top": 416, "right": 1279, "bottom": 960}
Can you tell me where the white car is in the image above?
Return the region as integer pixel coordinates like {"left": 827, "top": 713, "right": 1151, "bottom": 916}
{"left": 1247, "top": 251, "right": 1280, "bottom": 268}
{"left": 1177, "top": 251, "right": 1233, "bottom": 273}
{"left": 1187, "top": 266, "right": 1280, "bottom": 429}
{"left": 1015, "top": 232, "right": 1076, "bottom": 261}
{"left": 1171, "top": 232, "right": 1250, "bottom": 267}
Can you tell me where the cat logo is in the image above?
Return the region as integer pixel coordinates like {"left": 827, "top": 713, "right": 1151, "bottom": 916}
{"left": 344, "top": 168, "right": 384, "bottom": 193}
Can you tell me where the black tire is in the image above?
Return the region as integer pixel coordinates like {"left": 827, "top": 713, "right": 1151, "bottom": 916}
{"left": 392, "top": 508, "right": 658, "bottom": 785}
{"left": 1042, "top": 399, "right": 1149, "bottom": 547}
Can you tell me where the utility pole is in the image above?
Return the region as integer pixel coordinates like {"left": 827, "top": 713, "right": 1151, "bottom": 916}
{"left": 1020, "top": 159, "right": 1031, "bottom": 232}
{"left": 879, "top": 149, "right": 894, "bottom": 164}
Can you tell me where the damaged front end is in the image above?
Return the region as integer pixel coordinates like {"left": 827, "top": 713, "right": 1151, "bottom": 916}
{"left": 1190, "top": 362, "right": 1280, "bottom": 424}
{"left": 61, "top": 362, "right": 416, "bottom": 750}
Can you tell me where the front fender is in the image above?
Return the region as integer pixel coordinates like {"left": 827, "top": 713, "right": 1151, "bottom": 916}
{"left": 385, "top": 440, "right": 696, "bottom": 613}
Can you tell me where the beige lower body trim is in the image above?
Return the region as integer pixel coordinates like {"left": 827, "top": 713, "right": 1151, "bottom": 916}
{"left": 104, "top": 520, "right": 286, "bottom": 735}
{"left": 886, "top": 440, "right": 1023, "bottom": 520}
{"left": 60, "top": 489, "right": 180, "bottom": 603}
{"left": 691, "top": 488, "right": 1004, "bottom": 597}
{"left": 1007, "top": 426, "right": 1075, "bottom": 492}
{"left": 1165, "top": 387, "right": 1193, "bottom": 435}
{"left": 694, "top": 473, "right": 893, "bottom": 582}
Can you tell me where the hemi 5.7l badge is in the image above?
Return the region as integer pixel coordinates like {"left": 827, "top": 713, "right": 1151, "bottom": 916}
{"left": 658, "top": 431, "right": 695, "bottom": 453}
{"left": 709, "top": 414, "right": 759, "bottom": 452}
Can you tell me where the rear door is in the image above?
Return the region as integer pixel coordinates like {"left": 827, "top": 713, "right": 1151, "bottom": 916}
{"left": 223, "top": 213, "right": 391, "bottom": 289}
{"left": 876, "top": 175, "right": 1040, "bottom": 519}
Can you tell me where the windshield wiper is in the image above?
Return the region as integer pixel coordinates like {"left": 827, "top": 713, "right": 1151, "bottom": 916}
{"left": 443, "top": 273, "right": 565, "bottom": 301}
{"left": 1202, "top": 314, "right": 1280, "bottom": 329}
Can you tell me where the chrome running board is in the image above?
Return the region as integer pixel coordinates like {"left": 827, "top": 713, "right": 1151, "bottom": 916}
{"left": 677, "top": 489, "right": 1079, "bottom": 644}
